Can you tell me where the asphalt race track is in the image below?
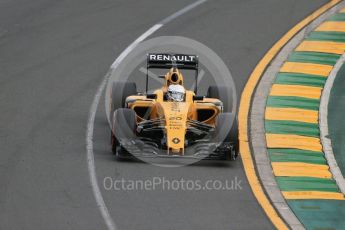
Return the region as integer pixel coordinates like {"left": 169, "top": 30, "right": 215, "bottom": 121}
{"left": 0, "top": 0, "right": 327, "bottom": 229}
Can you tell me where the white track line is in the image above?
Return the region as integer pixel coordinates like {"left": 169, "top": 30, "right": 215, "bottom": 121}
{"left": 320, "top": 53, "right": 345, "bottom": 195}
{"left": 86, "top": 1, "right": 207, "bottom": 230}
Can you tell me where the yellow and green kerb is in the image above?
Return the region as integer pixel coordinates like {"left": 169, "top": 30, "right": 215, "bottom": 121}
{"left": 265, "top": 8, "right": 345, "bottom": 230}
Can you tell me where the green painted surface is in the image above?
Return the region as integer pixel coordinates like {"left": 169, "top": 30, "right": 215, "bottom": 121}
{"left": 265, "top": 120, "right": 319, "bottom": 137}
{"left": 266, "top": 96, "right": 320, "bottom": 110}
{"left": 307, "top": 31, "right": 345, "bottom": 43}
{"left": 327, "top": 13, "right": 345, "bottom": 21}
{"left": 328, "top": 63, "right": 345, "bottom": 178}
{"left": 267, "top": 12, "right": 345, "bottom": 229}
{"left": 288, "top": 200, "right": 345, "bottom": 230}
{"left": 275, "top": 73, "right": 327, "bottom": 87}
{"left": 288, "top": 52, "right": 340, "bottom": 66}
{"left": 268, "top": 148, "right": 327, "bottom": 165}
{"left": 276, "top": 177, "right": 339, "bottom": 192}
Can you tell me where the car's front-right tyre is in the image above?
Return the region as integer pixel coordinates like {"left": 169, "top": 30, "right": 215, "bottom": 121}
{"left": 111, "top": 108, "right": 137, "bottom": 160}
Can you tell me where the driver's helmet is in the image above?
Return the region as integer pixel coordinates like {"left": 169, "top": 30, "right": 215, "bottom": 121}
{"left": 167, "top": 84, "right": 185, "bottom": 102}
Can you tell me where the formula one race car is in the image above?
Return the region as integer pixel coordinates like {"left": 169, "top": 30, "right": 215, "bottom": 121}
{"left": 109, "top": 53, "right": 238, "bottom": 161}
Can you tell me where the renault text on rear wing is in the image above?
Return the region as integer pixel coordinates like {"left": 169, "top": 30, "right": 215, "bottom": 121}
{"left": 147, "top": 53, "right": 198, "bottom": 70}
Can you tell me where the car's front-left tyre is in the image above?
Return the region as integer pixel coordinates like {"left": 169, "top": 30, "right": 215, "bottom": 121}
{"left": 214, "top": 112, "right": 239, "bottom": 160}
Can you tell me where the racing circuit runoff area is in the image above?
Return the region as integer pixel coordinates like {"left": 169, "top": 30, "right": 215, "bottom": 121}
{"left": 3, "top": 0, "right": 345, "bottom": 230}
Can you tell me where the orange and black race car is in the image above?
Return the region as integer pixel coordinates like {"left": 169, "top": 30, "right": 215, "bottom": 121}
{"left": 109, "top": 53, "right": 238, "bottom": 161}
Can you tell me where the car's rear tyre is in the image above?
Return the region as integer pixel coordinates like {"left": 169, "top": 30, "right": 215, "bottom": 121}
{"left": 112, "top": 108, "right": 137, "bottom": 159}
{"left": 214, "top": 112, "right": 239, "bottom": 160}
{"left": 207, "top": 85, "right": 233, "bottom": 112}
{"left": 109, "top": 81, "right": 137, "bottom": 125}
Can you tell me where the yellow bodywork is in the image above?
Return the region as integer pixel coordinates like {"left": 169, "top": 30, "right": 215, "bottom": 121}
{"left": 126, "top": 89, "right": 221, "bottom": 154}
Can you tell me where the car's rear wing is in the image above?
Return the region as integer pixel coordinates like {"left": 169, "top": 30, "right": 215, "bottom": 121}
{"left": 147, "top": 53, "right": 198, "bottom": 70}
{"left": 146, "top": 53, "right": 199, "bottom": 93}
